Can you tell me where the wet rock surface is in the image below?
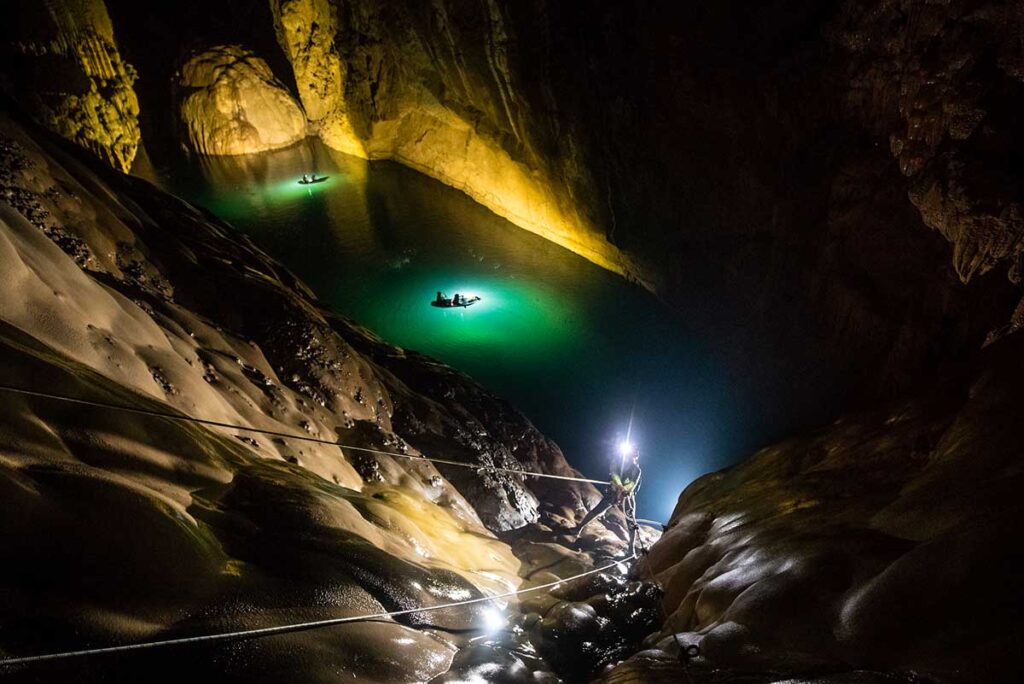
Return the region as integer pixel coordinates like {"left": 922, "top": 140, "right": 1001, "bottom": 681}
{"left": 471, "top": 522, "right": 666, "bottom": 682}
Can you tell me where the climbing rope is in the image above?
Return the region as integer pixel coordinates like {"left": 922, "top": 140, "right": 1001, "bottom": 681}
{"left": 625, "top": 472, "right": 699, "bottom": 677}
{"left": 636, "top": 546, "right": 699, "bottom": 680}
{"left": 0, "top": 384, "right": 610, "bottom": 485}
{"left": 0, "top": 554, "right": 637, "bottom": 667}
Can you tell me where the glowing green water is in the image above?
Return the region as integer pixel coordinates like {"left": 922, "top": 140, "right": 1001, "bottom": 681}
{"left": 153, "top": 140, "right": 738, "bottom": 521}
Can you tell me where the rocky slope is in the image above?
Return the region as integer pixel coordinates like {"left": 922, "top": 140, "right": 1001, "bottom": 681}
{"left": 0, "top": 115, "right": 658, "bottom": 682}
{"left": 0, "top": 0, "right": 139, "bottom": 172}
{"left": 608, "top": 331, "right": 1024, "bottom": 682}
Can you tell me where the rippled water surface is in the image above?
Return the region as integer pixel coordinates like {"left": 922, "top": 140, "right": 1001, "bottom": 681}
{"left": 152, "top": 140, "right": 745, "bottom": 521}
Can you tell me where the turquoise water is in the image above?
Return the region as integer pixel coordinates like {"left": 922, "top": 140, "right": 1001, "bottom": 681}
{"left": 152, "top": 140, "right": 743, "bottom": 521}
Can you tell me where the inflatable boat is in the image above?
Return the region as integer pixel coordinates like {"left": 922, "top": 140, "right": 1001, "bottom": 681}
{"left": 431, "top": 295, "right": 481, "bottom": 308}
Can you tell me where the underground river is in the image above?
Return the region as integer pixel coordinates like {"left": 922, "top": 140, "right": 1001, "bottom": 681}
{"left": 147, "top": 139, "right": 821, "bottom": 521}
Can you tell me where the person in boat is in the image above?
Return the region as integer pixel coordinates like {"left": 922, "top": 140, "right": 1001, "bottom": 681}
{"left": 453, "top": 293, "right": 461, "bottom": 306}
{"left": 571, "top": 445, "right": 642, "bottom": 556}
{"left": 301, "top": 174, "right": 310, "bottom": 183}
{"left": 435, "top": 291, "right": 448, "bottom": 305}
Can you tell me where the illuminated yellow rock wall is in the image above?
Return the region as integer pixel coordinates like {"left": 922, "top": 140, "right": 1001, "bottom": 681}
{"left": 0, "top": 0, "right": 140, "bottom": 172}
{"left": 270, "top": 0, "right": 366, "bottom": 158}
{"left": 366, "top": 101, "right": 641, "bottom": 280}
{"left": 268, "top": 0, "right": 649, "bottom": 286}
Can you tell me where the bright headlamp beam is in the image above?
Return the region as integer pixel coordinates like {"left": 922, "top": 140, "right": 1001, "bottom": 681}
{"left": 481, "top": 607, "right": 507, "bottom": 634}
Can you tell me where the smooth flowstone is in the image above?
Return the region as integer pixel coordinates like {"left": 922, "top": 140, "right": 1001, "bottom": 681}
{"left": 177, "top": 45, "right": 307, "bottom": 156}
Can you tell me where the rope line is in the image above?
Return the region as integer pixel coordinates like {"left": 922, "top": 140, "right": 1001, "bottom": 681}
{"left": 636, "top": 548, "right": 700, "bottom": 678}
{"left": 0, "top": 554, "right": 636, "bottom": 666}
{"left": 0, "top": 384, "right": 609, "bottom": 485}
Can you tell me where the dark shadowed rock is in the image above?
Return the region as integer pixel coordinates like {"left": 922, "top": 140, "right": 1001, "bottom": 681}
{"left": 611, "top": 333, "right": 1024, "bottom": 681}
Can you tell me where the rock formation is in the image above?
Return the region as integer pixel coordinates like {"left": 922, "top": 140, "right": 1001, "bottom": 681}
{"left": 609, "top": 334, "right": 1024, "bottom": 681}
{"left": 833, "top": 0, "right": 1024, "bottom": 325}
{"left": 176, "top": 45, "right": 307, "bottom": 156}
{"left": 267, "top": 0, "right": 645, "bottom": 285}
{"left": 270, "top": 0, "right": 364, "bottom": 158}
{"left": 0, "top": 0, "right": 140, "bottom": 172}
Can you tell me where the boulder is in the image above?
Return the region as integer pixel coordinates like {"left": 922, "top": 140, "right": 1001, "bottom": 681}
{"left": 177, "top": 45, "right": 307, "bottom": 156}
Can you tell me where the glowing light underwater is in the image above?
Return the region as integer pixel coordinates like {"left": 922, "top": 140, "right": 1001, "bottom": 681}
{"left": 350, "top": 276, "right": 587, "bottom": 368}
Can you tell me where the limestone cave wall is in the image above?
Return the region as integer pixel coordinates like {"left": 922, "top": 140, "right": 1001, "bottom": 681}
{"left": 0, "top": 0, "right": 140, "bottom": 172}
{"left": 267, "top": 0, "right": 644, "bottom": 282}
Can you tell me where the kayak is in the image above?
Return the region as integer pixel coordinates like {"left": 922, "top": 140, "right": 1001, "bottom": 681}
{"left": 431, "top": 296, "right": 481, "bottom": 308}
{"left": 297, "top": 176, "right": 328, "bottom": 185}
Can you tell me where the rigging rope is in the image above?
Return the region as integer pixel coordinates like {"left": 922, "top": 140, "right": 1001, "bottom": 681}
{"left": 0, "top": 554, "right": 637, "bottom": 666}
{"left": 0, "top": 384, "right": 609, "bottom": 485}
